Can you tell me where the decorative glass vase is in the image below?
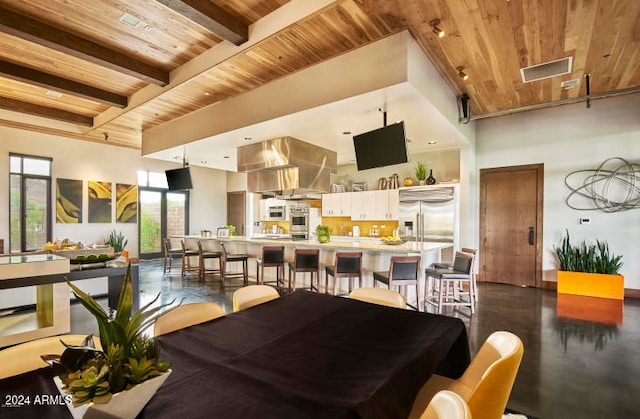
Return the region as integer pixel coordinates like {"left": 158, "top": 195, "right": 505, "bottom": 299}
{"left": 426, "top": 169, "right": 436, "bottom": 185}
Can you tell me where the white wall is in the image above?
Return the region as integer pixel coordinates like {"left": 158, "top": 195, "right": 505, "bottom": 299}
{"left": 0, "top": 126, "right": 227, "bottom": 256}
{"left": 476, "top": 93, "right": 640, "bottom": 289}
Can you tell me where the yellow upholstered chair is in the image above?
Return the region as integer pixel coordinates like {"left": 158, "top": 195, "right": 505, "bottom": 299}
{"left": 409, "top": 331, "right": 524, "bottom": 419}
{"left": 421, "top": 390, "right": 471, "bottom": 419}
{"left": 348, "top": 287, "right": 406, "bottom": 309}
{"left": 233, "top": 285, "right": 279, "bottom": 312}
{"left": 0, "top": 334, "right": 102, "bottom": 379}
{"left": 154, "top": 302, "right": 225, "bottom": 336}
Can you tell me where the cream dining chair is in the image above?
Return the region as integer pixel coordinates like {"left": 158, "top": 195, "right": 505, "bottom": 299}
{"left": 409, "top": 331, "right": 524, "bottom": 419}
{"left": 233, "top": 285, "right": 279, "bottom": 312}
{"left": 0, "top": 334, "right": 102, "bottom": 379}
{"left": 420, "top": 390, "right": 471, "bottom": 419}
{"left": 154, "top": 302, "right": 226, "bottom": 336}
{"left": 348, "top": 287, "right": 406, "bottom": 309}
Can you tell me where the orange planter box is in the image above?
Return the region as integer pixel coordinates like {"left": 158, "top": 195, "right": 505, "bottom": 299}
{"left": 557, "top": 271, "right": 624, "bottom": 300}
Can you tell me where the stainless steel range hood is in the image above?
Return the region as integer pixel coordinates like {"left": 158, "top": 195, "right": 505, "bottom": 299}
{"left": 237, "top": 137, "right": 337, "bottom": 199}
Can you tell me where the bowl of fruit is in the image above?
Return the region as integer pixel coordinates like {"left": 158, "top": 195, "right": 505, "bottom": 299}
{"left": 380, "top": 236, "right": 406, "bottom": 245}
{"left": 70, "top": 253, "right": 121, "bottom": 264}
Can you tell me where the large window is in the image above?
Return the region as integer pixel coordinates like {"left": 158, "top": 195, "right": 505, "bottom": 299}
{"left": 9, "top": 154, "right": 52, "bottom": 252}
{"left": 138, "top": 170, "right": 189, "bottom": 259}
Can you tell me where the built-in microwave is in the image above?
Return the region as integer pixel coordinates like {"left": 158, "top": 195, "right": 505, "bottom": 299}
{"left": 267, "top": 205, "right": 286, "bottom": 221}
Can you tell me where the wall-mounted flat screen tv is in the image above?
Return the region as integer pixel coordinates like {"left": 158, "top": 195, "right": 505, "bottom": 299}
{"left": 166, "top": 167, "right": 193, "bottom": 190}
{"left": 353, "top": 121, "right": 408, "bottom": 171}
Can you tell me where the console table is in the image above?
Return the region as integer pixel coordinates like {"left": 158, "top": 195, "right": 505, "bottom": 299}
{"left": 0, "top": 255, "right": 138, "bottom": 348}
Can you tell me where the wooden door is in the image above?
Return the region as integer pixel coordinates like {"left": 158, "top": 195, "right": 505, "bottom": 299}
{"left": 227, "top": 191, "right": 246, "bottom": 236}
{"left": 479, "top": 164, "right": 543, "bottom": 287}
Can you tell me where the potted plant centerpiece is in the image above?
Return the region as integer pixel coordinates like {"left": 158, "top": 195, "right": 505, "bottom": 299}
{"left": 104, "top": 230, "right": 128, "bottom": 252}
{"left": 414, "top": 161, "right": 427, "bottom": 185}
{"left": 50, "top": 264, "right": 178, "bottom": 418}
{"left": 554, "top": 230, "right": 624, "bottom": 300}
{"left": 316, "top": 225, "right": 331, "bottom": 243}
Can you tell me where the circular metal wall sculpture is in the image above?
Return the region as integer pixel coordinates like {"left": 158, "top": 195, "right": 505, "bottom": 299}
{"left": 564, "top": 157, "right": 640, "bottom": 212}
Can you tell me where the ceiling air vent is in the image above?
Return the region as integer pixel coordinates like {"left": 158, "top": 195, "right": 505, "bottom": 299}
{"left": 520, "top": 57, "right": 573, "bottom": 83}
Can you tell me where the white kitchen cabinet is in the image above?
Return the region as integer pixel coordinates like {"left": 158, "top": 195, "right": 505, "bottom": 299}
{"left": 321, "top": 193, "right": 351, "bottom": 217}
{"left": 350, "top": 190, "right": 375, "bottom": 220}
{"left": 351, "top": 189, "right": 399, "bottom": 221}
{"left": 374, "top": 189, "right": 399, "bottom": 220}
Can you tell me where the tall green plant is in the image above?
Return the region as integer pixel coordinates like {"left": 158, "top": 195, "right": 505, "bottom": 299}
{"left": 105, "top": 230, "right": 128, "bottom": 252}
{"left": 554, "top": 230, "right": 623, "bottom": 274}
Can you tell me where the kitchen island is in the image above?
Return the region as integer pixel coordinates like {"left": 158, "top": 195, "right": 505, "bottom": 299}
{"left": 179, "top": 235, "right": 452, "bottom": 303}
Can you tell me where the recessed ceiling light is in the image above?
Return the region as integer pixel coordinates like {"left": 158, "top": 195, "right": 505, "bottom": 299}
{"left": 343, "top": 131, "right": 351, "bottom": 135}
{"left": 244, "top": 137, "right": 252, "bottom": 141}
{"left": 46, "top": 90, "right": 62, "bottom": 98}
{"left": 428, "top": 141, "right": 437, "bottom": 145}
{"left": 119, "top": 13, "right": 141, "bottom": 27}
{"left": 224, "top": 156, "right": 229, "bottom": 159}
{"left": 143, "top": 25, "right": 152, "bottom": 31}
{"left": 204, "top": 91, "right": 210, "bottom": 96}
{"left": 200, "top": 160, "right": 207, "bottom": 164}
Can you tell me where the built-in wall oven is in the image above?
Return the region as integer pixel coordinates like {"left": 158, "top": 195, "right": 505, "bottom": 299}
{"left": 289, "top": 204, "right": 309, "bottom": 240}
{"left": 267, "top": 205, "right": 286, "bottom": 221}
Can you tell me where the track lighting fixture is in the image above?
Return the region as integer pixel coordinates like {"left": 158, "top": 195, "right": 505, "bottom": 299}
{"left": 429, "top": 19, "right": 445, "bottom": 38}
{"left": 457, "top": 66, "right": 468, "bottom": 80}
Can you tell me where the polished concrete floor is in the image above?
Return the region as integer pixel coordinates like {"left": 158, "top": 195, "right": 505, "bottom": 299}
{"left": 67, "top": 260, "right": 640, "bottom": 419}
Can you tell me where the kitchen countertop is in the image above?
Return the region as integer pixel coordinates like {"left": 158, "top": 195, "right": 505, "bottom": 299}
{"left": 181, "top": 235, "right": 451, "bottom": 255}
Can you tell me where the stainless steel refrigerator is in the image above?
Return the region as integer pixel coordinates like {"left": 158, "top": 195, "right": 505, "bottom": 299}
{"left": 398, "top": 186, "right": 459, "bottom": 247}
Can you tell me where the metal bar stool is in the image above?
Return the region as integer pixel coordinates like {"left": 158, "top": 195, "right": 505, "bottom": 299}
{"left": 181, "top": 240, "right": 199, "bottom": 277}
{"left": 425, "top": 248, "right": 478, "bottom": 303}
{"left": 287, "top": 248, "right": 320, "bottom": 291}
{"left": 220, "top": 243, "right": 249, "bottom": 286}
{"left": 373, "top": 256, "right": 421, "bottom": 311}
{"left": 256, "top": 246, "right": 285, "bottom": 287}
{"left": 197, "top": 240, "right": 222, "bottom": 281}
{"left": 424, "top": 251, "right": 475, "bottom": 314}
{"left": 325, "top": 252, "right": 363, "bottom": 295}
{"left": 163, "top": 238, "right": 182, "bottom": 274}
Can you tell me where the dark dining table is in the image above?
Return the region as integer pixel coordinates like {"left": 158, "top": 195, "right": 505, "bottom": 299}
{"left": 0, "top": 290, "right": 470, "bottom": 419}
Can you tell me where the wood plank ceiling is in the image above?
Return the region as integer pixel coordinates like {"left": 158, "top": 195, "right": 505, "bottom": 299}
{"left": 0, "top": 0, "right": 638, "bottom": 150}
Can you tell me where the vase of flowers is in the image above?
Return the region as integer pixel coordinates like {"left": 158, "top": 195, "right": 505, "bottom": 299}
{"left": 316, "top": 225, "right": 331, "bottom": 243}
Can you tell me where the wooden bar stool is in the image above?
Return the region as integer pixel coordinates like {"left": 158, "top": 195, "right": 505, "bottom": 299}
{"left": 180, "top": 240, "right": 199, "bottom": 277}
{"left": 256, "top": 246, "right": 285, "bottom": 287}
{"left": 163, "top": 238, "right": 182, "bottom": 274}
{"left": 197, "top": 240, "right": 222, "bottom": 281}
{"left": 220, "top": 243, "right": 249, "bottom": 286}
{"left": 373, "top": 256, "right": 421, "bottom": 311}
{"left": 325, "top": 252, "right": 363, "bottom": 295}
{"left": 287, "top": 248, "right": 320, "bottom": 291}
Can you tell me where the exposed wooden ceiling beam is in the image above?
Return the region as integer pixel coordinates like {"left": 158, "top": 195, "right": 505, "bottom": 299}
{"left": 0, "top": 8, "right": 169, "bottom": 86}
{"left": 0, "top": 97, "right": 93, "bottom": 126}
{"left": 0, "top": 60, "right": 127, "bottom": 108}
{"left": 156, "top": 0, "right": 248, "bottom": 45}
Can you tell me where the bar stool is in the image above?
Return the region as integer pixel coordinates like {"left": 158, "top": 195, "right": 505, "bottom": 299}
{"left": 220, "top": 243, "right": 249, "bottom": 286}
{"left": 181, "top": 240, "right": 199, "bottom": 277}
{"left": 424, "top": 251, "right": 475, "bottom": 314}
{"left": 325, "top": 252, "right": 362, "bottom": 295}
{"left": 425, "top": 248, "right": 478, "bottom": 303}
{"left": 287, "top": 248, "right": 320, "bottom": 291}
{"left": 256, "top": 246, "right": 285, "bottom": 287}
{"left": 373, "top": 256, "right": 421, "bottom": 311}
{"left": 197, "top": 241, "right": 222, "bottom": 281}
{"left": 163, "top": 238, "right": 182, "bottom": 274}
